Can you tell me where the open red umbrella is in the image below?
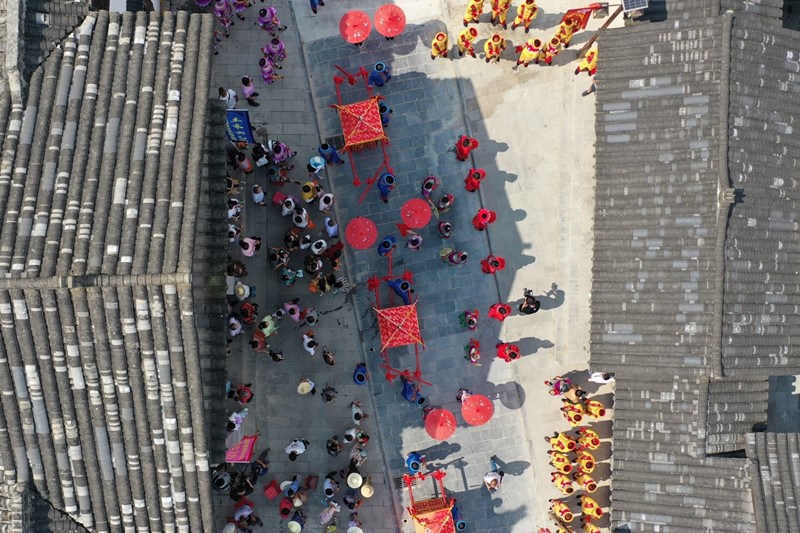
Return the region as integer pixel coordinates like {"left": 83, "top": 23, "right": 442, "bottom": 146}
{"left": 339, "top": 10, "right": 372, "bottom": 44}
{"left": 400, "top": 198, "right": 432, "bottom": 229}
{"left": 374, "top": 4, "right": 406, "bottom": 38}
{"left": 424, "top": 408, "right": 456, "bottom": 440}
{"left": 461, "top": 394, "right": 494, "bottom": 426}
{"left": 345, "top": 217, "right": 378, "bottom": 250}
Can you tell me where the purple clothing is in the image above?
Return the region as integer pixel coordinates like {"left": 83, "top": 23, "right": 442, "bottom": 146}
{"left": 242, "top": 79, "right": 256, "bottom": 98}
{"left": 257, "top": 7, "right": 281, "bottom": 33}
{"left": 263, "top": 39, "right": 287, "bottom": 63}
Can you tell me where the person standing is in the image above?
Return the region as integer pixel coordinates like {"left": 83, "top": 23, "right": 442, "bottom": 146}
{"left": 455, "top": 135, "right": 479, "bottom": 161}
{"left": 519, "top": 289, "right": 541, "bottom": 314}
{"left": 464, "top": 168, "right": 486, "bottom": 191}
{"left": 472, "top": 208, "right": 497, "bottom": 231}
{"left": 431, "top": 32, "right": 450, "bottom": 60}
{"left": 309, "top": 0, "right": 324, "bottom": 15}
{"left": 285, "top": 438, "right": 310, "bottom": 461}
{"left": 350, "top": 401, "right": 369, "bottom": 425}
{"left": 218, "top": 86, "right": 238, "bottom": 109}
{"left": 458, "top": 27, "right": 479, "bottom": 57}
{"left": 484, "top": 34, "right": 506, "bottom": 63}
{"left": 496, "top": 342, "right": 521, "bottom": 362}
{"left": 377, "top": 172, "right": 395, "bottom": 203}
{"left": 463, "top": 0, "right": 485, "bottom": 26}
{"left": 483, "top": 456, "right": 504, "bottom": 491}
{"left": 241, "top": 76, "right": 259, "bottom": 106}
{"left": 319, "top": 142, "right": 345, "bottom": 165}
{"left": 511, "top": 0, "right": 538, "bottom": 32}
{"left": 516, "top": 37, "right": 543, "bottom": 67}
{"left": 490, "top": 0, "right": 512, "bottom": 28}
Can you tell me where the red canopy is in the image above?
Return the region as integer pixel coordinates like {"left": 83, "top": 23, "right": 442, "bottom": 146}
{"left": 345, "top": 217, "right": 378, "bottom": 249}
{"left": 339, "top": 10, "right": 372, "bottom": 44}
{"left": 424, "top": 408, "right": 456, "bottom": 441}
{"left": 461, "top": 394, "right": 494, "bottom": 426}
{"left": 374, "top": 4, "right": 406, "bottom": 38}
{"left": 333, "top": 96, "right": 387, "bottom": 152}
{"left": 375, "top": 303, "right": 423, "bottom": 351}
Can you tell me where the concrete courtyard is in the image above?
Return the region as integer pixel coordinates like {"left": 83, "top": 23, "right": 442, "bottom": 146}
{"left": 211, "top": 0, "right": 618, "bottom": 530}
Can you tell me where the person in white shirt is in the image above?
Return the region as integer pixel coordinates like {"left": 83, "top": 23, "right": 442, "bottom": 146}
{"left": 588, "top": 371, "right": 615, "bottom": 384}
{"left": 483, "top": 455, "right": 504, "bottom": 491}
{"left": 285, "top": 438, "right": 310, "bottom": 461}
{"left": 218, "top": 86, "right": 238, "bottom": 109}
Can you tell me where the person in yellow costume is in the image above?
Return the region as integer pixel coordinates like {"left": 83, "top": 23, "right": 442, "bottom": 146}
{"left": 575, "top": 45, "right": 598, "bottom": 76}
{"left": 463, "top": 0, "right": 484, "bottom": 26}
{"left": 484, "top": 33, "right": 506, "bottom": 63}
{"left": 511, "top": 0, "right": 538, "bottom": 32}
{"left": 516, "top": 37, "right": 542, "bottom": 67}
{"left": 541, "top": 36, "right": 561, "bottom": 65}
{"left": 458, "top": 27, "right": 479, "bottom": 57}
{"left": 490, "top": 0, "right": 512, "bottom": 29}
{"left": 556, "top": 17, "right": 578, "bottom": 48}
{"left": 431, "top": 32, "right": 449, "bottom": 60}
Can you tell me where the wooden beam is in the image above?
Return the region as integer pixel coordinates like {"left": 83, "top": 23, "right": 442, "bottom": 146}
{"left": 577, "top": 5, "right": 624, "bottom": 58}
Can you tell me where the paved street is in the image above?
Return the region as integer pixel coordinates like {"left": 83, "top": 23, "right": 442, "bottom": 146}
{"left": 210, "top": 0, "right": 619, "bottom": 530}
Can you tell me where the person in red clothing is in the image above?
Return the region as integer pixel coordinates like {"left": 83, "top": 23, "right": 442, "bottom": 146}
{"left": 488, "top": 302, "right": 512, "bottom": 321}
{"left": 240, "top": 301, "right": 259, "bottom": 325}
{"left": 228, "top": 383, "right": 255, "bottom": 404}
{"left": 472, "top": 209, "right": 497, "bottom": 231}
{"left": 464, "top": 168, "right": 486, "bottom": 192}
{"left": 481, "top": 254, "right": 506, "bottom": 274}
{"left": 455, "top": 135, "right": 479, "bottom": 161}
{"left": 496, "top": 343, "right": 521, "bottom": 362}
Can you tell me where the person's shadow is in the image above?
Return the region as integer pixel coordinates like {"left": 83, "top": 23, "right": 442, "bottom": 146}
{"left": 492, "top": 455, "right": 530, "bottom": 476}
{"left": 536, "top": 282, "right": 566, "bottom": 310}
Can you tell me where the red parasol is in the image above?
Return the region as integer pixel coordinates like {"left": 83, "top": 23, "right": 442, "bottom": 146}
{"left": 339, "top": 10, "right": 372, "bottom": 44}
{"left": 461, "top": 394, "right": 494, "bottom": 426}
{"left": 345, "top": 217, "right": 378, "bottom": 249}
{"left": 424, "top": 408, "right": 457, "bottom": 440}
{"left": 374, "top": 4, "right": 406, "bottom": 38}
{"left": 400, "top": 198, "right": 432, "bottom": 230}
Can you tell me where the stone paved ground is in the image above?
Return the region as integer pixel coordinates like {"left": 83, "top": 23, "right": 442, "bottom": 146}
{"left": 208, "top": 0, "right": 621, "bottom": 530}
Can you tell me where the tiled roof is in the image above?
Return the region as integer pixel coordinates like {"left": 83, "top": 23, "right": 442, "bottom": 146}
{"left": 591, "top": 18, "right": 727, "bottom": 379}
{"left": 722, "top": 15, "right": 800, "bottom": 377}
{"left": 746, "top": 432, "right": 800, "bottom": 531}
{"left": 591, "top": 2, "right": 800, "bottom": 531}
{"left": 0, "top": 10, "right": 225, "bottom": 533}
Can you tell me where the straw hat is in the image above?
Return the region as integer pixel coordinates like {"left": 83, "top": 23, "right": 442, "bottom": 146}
{"left": 280, "top": 480, "right": 294, "bottom": 491}
{"left": 360, "top": 482, "right": 374, "bottom": 498}
{"left": 287, "top": 521, "right": 303, "bottom": 533}
{"left": 222, "top": 525, "right": 237, "bottom": 533}
{"left": 347, "top": 472, "right": 363, "bottom": 488}
{"left": 293, "top": 496, "right": 304, "bottom": 507}
{"left": 297, "top": 380, "right": 314, "bottom": 395}
{"left": 234, "top": 282, "right": 249, "bottom": 300}
{"left": 348, "top": 528, "right": 364, "bottom": 533}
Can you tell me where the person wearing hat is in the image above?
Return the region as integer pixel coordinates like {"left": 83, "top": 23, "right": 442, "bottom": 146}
{"left": 463, "top": 0, "right": 484, "bottom": 26}
{"left": 263, "top": 36, "right": 287, "bottom": 63}
{"left": 437, "top": 193, "right": 455, "bottom": 214}
{"left": 421, "top": 175, "right": 439, "bottom": 198}
{"left": 400, "top": 377, "right": 425, "bottom": 405}
{"left": 511, "top": 0, "right": 538, "bottom": 32}
{"left": 488, "top": 302, "right": 512, "bottom": 321}
{"left": 481, "top": 254, "right": 506, "bottom": 274}
{"left": 431, "top": 32, "right": 450, "bottom": 60}
{"left": 459, "top": 309, "right": 479, "bottom": 330}
{"left": 285, "top": 439, "right": 310, "bottom": 461}
{"left": 576, "top": 45, "right": 598, "bottom": 76}
{"left": 556, "top": 16, "right": 579, "bottom": 47}
{"left": 256, "top": 6, "right": 288, "bottom": 36}
{"left": 405, "top": 230, "right": 423, "bottom": 251}
{"left": 259, "top": 56, "right": 284, "bottom": 84}
{"left": 307, "top": 156, "right": 326, "bottom": 177}
{"left": 379, "top": 103, "right": 393, "bottom": 127}
{"left": 350, "top": 401, "right": 369, "bottom": 425}
{"left": 464, "top": 167, "right": 486, "bottom": 192}
{"left": 297, "top": 377, "right": 317, "bottom": 395}
{"left": 406, "top": 451, "right": 426, "bottom": 473}
{"left": 516, "top": 37, "right": 543, "bottom": 67}
{"left": 287, "top": 510, "right": 307, "bottom": 532}
{"left": 464, "top": 338, "right": 481, "bottom": 366}
{"left": 318, "top": 142, "right": 345, "bottom": 165}
{"left": 484, "top": 33, "right": 506, "bottom": 63}
{"left": 490, "top": 0, "right": 512, "bottom": 28}
{"left": 387, "top": 278, "right": 413, "bottom": 305}
{"left": 455, "top": 135, "right": 479, "bottom": 161}
{"left": 377, "top": 235, "right": 397, "bottom": 256}
{"left": 458, "top": 27, "right": 479, "bottom": 57}
{"left": 437, "top": 221, "right": 453, "bottom": 239}
{"left": 541, "top": 36, "right": 562, "bottom": 65}
{"left": 472, "top": 208, "right": 497, "bottom": 231}
{"left": 377, "top": 172, "right": 395, "bottom": 203}
{"left": 368, "top": 62, "right": 392, "bottom": 87}
{"left": 496, "top": 342, "right": 521, "bottom": 362}
{"left": 442, "top": 250, "right": 468, "bottom": 265}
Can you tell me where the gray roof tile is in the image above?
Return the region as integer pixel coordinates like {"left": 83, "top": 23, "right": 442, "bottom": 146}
{"left": 0, "top": 10, "right": 223, "bottom": 533}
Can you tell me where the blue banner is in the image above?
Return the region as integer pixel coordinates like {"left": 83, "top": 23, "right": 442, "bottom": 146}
{"left": 225, "top": 109, "right": 256, "bottom": 144}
